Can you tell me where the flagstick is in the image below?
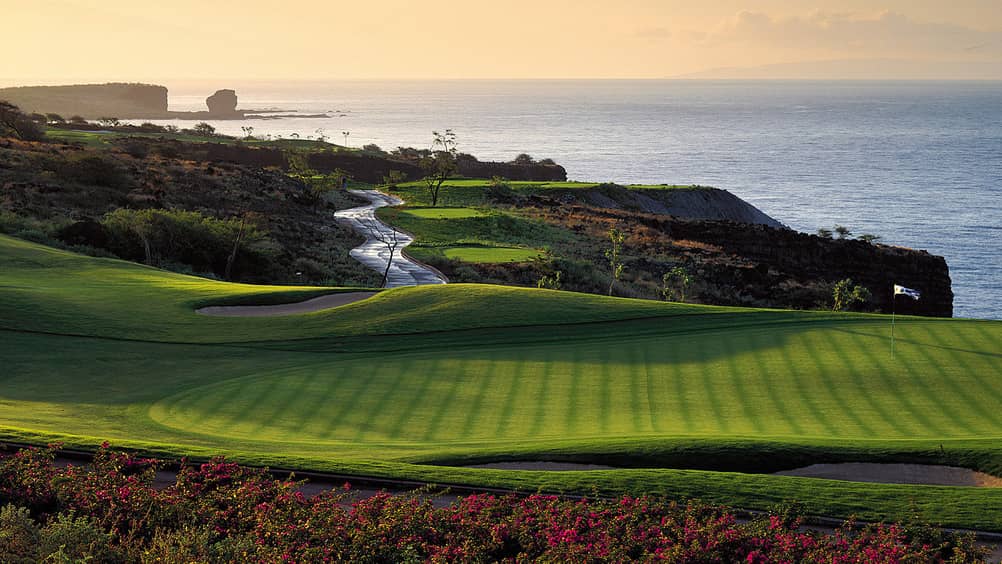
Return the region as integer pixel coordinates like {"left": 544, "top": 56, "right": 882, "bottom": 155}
{"left": 890, "top": 293, "right": 896, "bottom": 356}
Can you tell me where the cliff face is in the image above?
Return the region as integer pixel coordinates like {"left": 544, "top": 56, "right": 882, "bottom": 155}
{"left": 0, "top": 83, "right": 168, "bottom": 119}
{"left": 543, "top": 185, "right": 782, "bottom": 227}
{"left": 457, "top": 160, "right": 567, "bottom": 181}
{"left": 640, "top": 213, "right": 953, "bottom": 317}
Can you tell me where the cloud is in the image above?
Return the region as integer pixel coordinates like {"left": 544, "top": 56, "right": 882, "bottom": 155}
{"left": 705, "top": 10, "right": 1002, "bottom": 60}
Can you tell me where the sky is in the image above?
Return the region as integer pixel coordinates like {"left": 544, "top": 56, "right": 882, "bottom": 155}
{"left": 2, "top": 0, "right": 1001, "bottom": 81}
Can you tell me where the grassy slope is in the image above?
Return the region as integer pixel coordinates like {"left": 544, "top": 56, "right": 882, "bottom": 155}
{"left": 380, "top": 206, "right": 565, "bottom": 264}
{"left": 2, "top": 235, "right": 1002, "bottom": 530}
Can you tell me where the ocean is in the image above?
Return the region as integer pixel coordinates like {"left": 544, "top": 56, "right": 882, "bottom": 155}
{"left": 153, "top": 80, "right": 1001, "bottom": 319}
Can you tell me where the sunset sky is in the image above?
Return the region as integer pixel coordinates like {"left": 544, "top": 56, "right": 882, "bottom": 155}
{"left": 2, "top": 0, "right": 1001, "bottom": 81}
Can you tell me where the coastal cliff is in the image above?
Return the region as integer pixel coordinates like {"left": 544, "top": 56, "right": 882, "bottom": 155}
{"left": 0, "top": 83, "right": 168, "bottom": 119}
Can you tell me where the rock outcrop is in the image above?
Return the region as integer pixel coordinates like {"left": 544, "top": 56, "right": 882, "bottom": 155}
{"left": 206, "top": 89, "right": 239, "bottom": 116}
{"left": 457, "top": 159, "right": 567, "bottom": 181}
{"left": 0, "top": 83, "right": 168, "bottom": 119}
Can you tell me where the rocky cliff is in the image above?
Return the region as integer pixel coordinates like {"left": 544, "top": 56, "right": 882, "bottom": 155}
{"left": 0, "top": 83, "right": 168, "bottom": 119}
{"left": 457, "top": 160, "right": 567, "bottom": 181}
{"left": 591, "top": 206, "right": 953, "bottom": 316}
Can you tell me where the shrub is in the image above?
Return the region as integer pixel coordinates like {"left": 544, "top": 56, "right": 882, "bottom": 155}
{"left": 56, "top": 155, "right": 129, "bottom": 189}
{"left": 38, "top": 513, "right": 120, "bottom": 563}
{"left": 832, "top": 278, "right": 872, "bottom": 312}
{"left": 486, "top": 176, "right": 516, "bottom": 204}
{"left": 662, "top": 265, "right": 693, "bottom": 302}
{"left": 101, "top": 208, "right": 271, "bottom": 278}
{"left": 0, "top": 504, "right": 39, "bottom": 563}
{"left": 536, "top": 270, "right": 562, "bottom": 290}
{"left": 511, "top": 153, "right": 535, "bottom": 165}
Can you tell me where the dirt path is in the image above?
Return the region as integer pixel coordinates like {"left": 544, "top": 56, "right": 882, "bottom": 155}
{"left": 196, "top": 291, "right": 377, "bottom": 317}
{"left": 334, "top": 189, "right": 447, "bottom": 288}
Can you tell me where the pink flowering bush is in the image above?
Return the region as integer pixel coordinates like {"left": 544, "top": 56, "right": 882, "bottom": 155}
{"left": 0, "top": 444, "right": 991, "bottom": 563}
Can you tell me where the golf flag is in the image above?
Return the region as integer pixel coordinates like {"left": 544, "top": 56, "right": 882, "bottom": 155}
{"left": 894, "top": 284, "right": 921, "bottom": 300}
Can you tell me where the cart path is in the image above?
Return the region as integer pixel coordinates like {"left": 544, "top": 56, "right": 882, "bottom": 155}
{"left": 334, "top": 190, "right": 447, "bottom": 288}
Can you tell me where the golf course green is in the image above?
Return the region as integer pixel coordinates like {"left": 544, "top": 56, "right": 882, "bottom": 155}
{"left": 2, "top": 234, "right": 1002, "bottom": 530}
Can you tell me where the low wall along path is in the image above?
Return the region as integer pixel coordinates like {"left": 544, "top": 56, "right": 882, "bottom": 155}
{"left": 334, "top": 190, "right": 447, "bottom": 288}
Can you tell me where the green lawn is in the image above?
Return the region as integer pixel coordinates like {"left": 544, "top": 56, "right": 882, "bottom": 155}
{"left": 2, "top": 234, "right": 1002, "bottom": 530}
{"left": 379, "top": 206, "right": 559, "bottom": 264}
{"left": 408, "top": 245, "right": 543, "bottom": 264}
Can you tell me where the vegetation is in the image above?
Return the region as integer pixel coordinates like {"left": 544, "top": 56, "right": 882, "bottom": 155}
{"left": 1, "top": 235, "right": 1001, "bottom": 531}
{"left": 420, "top": 130, "right": 459, "bottom": 207}
{"left": 662, "top": 266, "right": 694, "bottom": 303}
{"left": 1, "top": 446, "right": 988, "bottom": 563}
{"left": 605, "top": 227, "right": 626, "bottom": 296}
{"left": 832, "top": 278, "right": 873, "bottom": 312}
{"left": 0, "top": 101, "right": 44, "bottom": 141}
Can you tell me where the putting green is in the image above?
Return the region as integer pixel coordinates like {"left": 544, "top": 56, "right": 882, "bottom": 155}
{"left": 2, "top": 234, "right": 1002, "bottom": 530}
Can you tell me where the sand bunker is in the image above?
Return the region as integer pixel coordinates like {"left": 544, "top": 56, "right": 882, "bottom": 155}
{"left": 775, "top": 463, "right": 1002, "bottom": 487}
{"left": 465, "top": 462, "right": 617, "bottom": 471}
{"left": 196, "top": 291, "right": 376, "bottom": 317}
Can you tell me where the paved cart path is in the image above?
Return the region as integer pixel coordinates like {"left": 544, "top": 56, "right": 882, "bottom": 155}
{"left": 334, "top": 190, "right": 447, "bottom": 288}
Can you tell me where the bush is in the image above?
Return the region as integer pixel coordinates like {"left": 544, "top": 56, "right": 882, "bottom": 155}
{"left": 56, "top": 155, "right": 129, "bottom": 189}
{"left": 101, "top": 209, "right": 272, "bottom": 279}
{"left": 0, "top": 446, "right": 989, "bottom": 563}
{"left": 832, "top": 278, "right": 872, "bottom": 312}
{"left": 0, "top": 504, "right": 39, "bottom": 563}
{"left": 38, "top": 513, "right": 120, "bottom": 563}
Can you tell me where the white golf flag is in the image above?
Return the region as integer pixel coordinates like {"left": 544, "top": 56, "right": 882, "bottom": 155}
{"left": 894, "top": 284, "right": 921, "bottom": 300}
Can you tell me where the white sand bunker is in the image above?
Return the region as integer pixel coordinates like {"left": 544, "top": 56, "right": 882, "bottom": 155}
{"left": 197, "top": 292, "right": 377, "bottom": 317}
{"left": 776, "top": 463, "right": 1002, "bottom": 487}
{"left": 466, "top": 462, "right": 617, "bottom": 471}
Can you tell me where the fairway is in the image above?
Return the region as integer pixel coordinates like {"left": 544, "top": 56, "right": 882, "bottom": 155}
{"left": 2, "top": 234, "right": 1002, "bottom": 530}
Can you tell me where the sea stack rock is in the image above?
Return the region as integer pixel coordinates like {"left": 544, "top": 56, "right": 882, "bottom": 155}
{"left": 206, "top": 89, "right": 239, "bottom": 116}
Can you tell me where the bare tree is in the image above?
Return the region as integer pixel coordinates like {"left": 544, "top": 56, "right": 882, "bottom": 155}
{"left": 358, "top": 215, "right": 403, "bottom": 288}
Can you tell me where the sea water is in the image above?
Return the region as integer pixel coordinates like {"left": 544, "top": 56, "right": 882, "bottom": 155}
{"left": 155, "top": 80, "right": 1002, "bottom": 319}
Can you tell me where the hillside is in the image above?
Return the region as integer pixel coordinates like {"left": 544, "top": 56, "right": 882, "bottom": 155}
{"left": 379, "top": 180, "right": 952, "bottom": 316}
{"left": 1, "top": 234, "right": 1000, "bottom": 531}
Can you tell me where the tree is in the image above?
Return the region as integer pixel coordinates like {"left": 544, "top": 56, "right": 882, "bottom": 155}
{"left": 816, "top": 228, "right": 833, "bottom": 239}
{"left": 382, "top": 170, "right": 407, "bottom": 188}
{"left": 68, "top": 115, "right": 87, "bottom": 125}
{"left": 834, "top": 225, "right": 852, "bottom": 239}
{"left": 192, "top": 122, "right": 216, "bottom": 136}
{"left": 358, "top": 214, "right": 403, "bottom": 287}
{"left": 857, "top": 233, "right": 882, "bottom": 244}
{"left": 605, "top": 227, "right": 626, "bottom": 296}
{"left": 0, "top": 101, "right": 45, "bottom": 141}
{"left": 97, "top": 117, "right": 120, "bottom": 128}
{"left": 29, "top": 113, "right": 47, "bottom": 124}
{"left": 223, "top": 212, "right": 265, "bottom": 281}
{"left": 419, "top": 130, "right": 459, "bottom": 207}
{"left": 832, "top": 278, "right": 872, "bottom": 312}
{"left": 537, "top": 271, "right": 563, "bottom": 290}
{"left": 662, "top": 266, "right": 693, "bottom": 302}
{"left": 512, "top": 153, "right": 535, "bottom": 165}
{"left": 45, "top": 113, "right": 65, "bottom": 124}
{"left": 241, "top": 126, "right": 255, "bottom": 139}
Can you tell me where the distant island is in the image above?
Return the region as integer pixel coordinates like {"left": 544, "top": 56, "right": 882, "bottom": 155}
{"left": 0, "top": 82, "right": 329, "bottom": 120}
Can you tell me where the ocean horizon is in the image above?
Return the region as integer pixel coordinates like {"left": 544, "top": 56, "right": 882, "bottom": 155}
{"left": 140, "top": 79, "right": 1000, "bottom": 319}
